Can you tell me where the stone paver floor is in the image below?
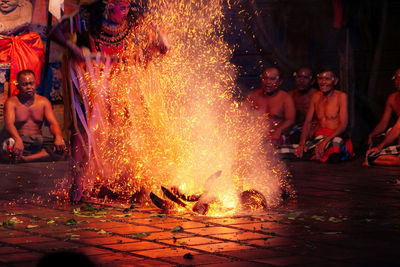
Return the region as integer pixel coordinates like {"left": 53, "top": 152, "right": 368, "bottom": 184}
{"left": 0, "top": 160, "right": 399, "bottom": 266}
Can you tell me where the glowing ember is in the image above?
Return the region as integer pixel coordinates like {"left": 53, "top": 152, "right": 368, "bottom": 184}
{"left": 74, "top": 0, "right": 292, "bottom": 216}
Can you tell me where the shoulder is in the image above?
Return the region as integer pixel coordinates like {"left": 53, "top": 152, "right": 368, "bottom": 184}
{"left": 5, "top": 96, "right": 18, "bottom": 106}
{"left": 288, "top": 89, "right": 297, "bottom": 97}
{"left": 35, "top": 95, "right": 51, "bottom": 105}
{"left": 335, "top": 90, "right": 347, "bottom": 98}
{"left": 387, "top": 92, "right": 399, "bottom": 103}
{"left": 279, "top": 90, "right": 293, "bottom": 101}
{"left": 279, "top": 90, "right": 290, "bottom": 97}
{"left": 246, "top": 89, "right": 263, "bottom": 98}
{"left": 311, "top": 90, "right": 322, "bottom": 100}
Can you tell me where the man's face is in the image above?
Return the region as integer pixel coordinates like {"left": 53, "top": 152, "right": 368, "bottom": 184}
{"left": 17, "top": 73, "right": 36, "bottom": 98}
{"left": 261, "top": 68, "right": 281, "bottom": 95}
{"left": 317, "top": 71, "right": 337, "bottom": 94}
{"left": 295, "top": 68, "right": 312, "bottom": 92}
{"left": 394, "top": 69, "right": 400, "bottom": 91}
{"left": 0, "top": 0, "right": 18, "bottom": 14}
{"left": 108, "top": 2, "right": 130, "bottom": 24}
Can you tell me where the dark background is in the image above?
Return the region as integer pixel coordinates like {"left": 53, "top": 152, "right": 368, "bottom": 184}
{"left": 224, "top": 0, "right": 400, "bottom": 153}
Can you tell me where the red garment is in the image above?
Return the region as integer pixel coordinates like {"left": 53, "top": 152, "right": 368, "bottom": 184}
{"left": 315, "top": 128, "right": 354, "bottom": 163}
{"left": 333, "top": 0, "right": 345, "bottom": 29}
{"left": 0, "top": 32, "right": 44, "bottom": 96}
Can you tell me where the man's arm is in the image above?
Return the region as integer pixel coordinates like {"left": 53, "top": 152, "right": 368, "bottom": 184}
{"left": 4, "top": 98, "right": 24, "bottom": 157}
{"left": 315, "top": 92, "right": 348, "bottom": 159}
{"left": 43, "top": 99, "right": 66, "bottom": 152}
{"left": 272, "top": 93, "right": 295, "bottom": 138}
{"left": 295, "top": 93, "right": 317, "bottom": 158}
{"left": 49, "top": 16, "right": 84, "bottom": 60}
{"left": 367, "top": 116, "right": 400, "bottom": 156}
{"left": 368, "top": 95, "right": 393, "bottom": 147}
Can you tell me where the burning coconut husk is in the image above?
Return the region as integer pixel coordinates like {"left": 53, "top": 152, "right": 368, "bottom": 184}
{"left": 150, "top": 170, "right": 273, "bottom": 215}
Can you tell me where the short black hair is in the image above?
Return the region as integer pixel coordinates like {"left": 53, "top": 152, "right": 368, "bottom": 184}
{"left": 316, "top": 66, "right": 338, "bottom": 78}
{"left": 261, "top": 66, "right": 281, "bottom": 78}
{"left": 16, "top": 69, "right": 35, "bottom": 82}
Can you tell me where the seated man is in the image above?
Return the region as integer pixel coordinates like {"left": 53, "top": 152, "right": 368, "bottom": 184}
{"left": 367, "top": 68, "right": 400, "bottom": 148}
{"left": 280, "top": 68, "right": 354, "bottom": 162}
{"left": 1, "top": 70, "right": 66, "bottom": 162}
{"left": 288, "top": 67, "right": 317, "bottom": 143}
{"left": 245, "top": 67, "right": 295, "bottom": 145}
{"left": 366, "top": 116, "right": 400, "bottom": 166}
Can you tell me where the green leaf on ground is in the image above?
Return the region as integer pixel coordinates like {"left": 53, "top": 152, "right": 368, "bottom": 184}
{"left": 131, "top": 232, "right": 150, "bottom": 238}
{"left": 311, "top": 215, "right": 326, "bottom": 221}
{"left": 130, "top": 204, "right": 137, "bottom": 210}
{"left": 171, "top": 226, "right": 184, "bottom": 233}
{"left": 286, "top": 213, "right": 299, "bottom": 220}
{"left": 328, "top": 217, "right": 342, "bottom": 223}
{"left": 2, "top": 218, "right": 15, "bottom": 227}
{"left": 150, "top": 214, "right": 166, "bottom": 218}
{"left": 81, "top": 203, "right": 96, "bottom": 211}
{"left": 69, "top": 234, "right": 80, "bottom": 240}
{"left": 112, "top": 214, "right": 130, "bottom": 218}
{"left": 65, "top": 219, "right": 77, "bottom": 226}
{"left": 73, "top": 207, "right": 106, "bottom": 218}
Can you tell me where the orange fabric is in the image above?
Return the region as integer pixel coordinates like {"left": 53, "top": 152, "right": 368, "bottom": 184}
{"left": 0, "top": 32, "right": 44, "bottom": 96}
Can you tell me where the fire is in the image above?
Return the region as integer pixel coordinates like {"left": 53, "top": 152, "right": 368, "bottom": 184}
{"left": 75, "top": 0, "right": 292, "bottom": 215}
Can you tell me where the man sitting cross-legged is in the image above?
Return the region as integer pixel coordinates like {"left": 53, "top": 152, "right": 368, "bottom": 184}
{"left": 288, "top": 67, "right": 318, "bottom": 143}
{"left": 279, "top": 67, "right": 354, "bottom": 162}
{"left": 1, "top": 70, "right": 66, "bottom": 162}
{"left": 366, "top": 116, "right": 400, "bottom": 166}
{"left": 367, "top": 68, "right": 400, "bottom": 148}
{"left": 245, "top": 67, "right": 295, "bottom": 146}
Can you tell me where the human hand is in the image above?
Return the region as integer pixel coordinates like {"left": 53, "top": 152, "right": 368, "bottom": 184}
{"left": 315, "top": 140, "right": 328, "bottom": 160}
{"left": 54, "top": 137, "right": 66, "bottom": 154}
{"left": 294, "top": 144, "right": 305, "bottom": 158}
{"left": 269, "top": 130, "right": 281, "bottom": 144}
{"left": 366, "top": 146, "right": 382, "bottom": 157}
{"left": 66, "top": 40, "right": 84, "bottom": 61}
{"left": 12, "top": 139, "right": 24, "bottom": 159}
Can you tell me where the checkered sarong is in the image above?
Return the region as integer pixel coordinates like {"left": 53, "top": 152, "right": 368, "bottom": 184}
{"left": 278, "top": 128, "right": 354, "bottom": 162}
{"left": 370, "top": 145, "right": 400, "bottom": 157}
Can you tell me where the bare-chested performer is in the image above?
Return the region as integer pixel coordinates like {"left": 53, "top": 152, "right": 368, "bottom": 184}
{"left": 288, "top": 67, "right": 317, "bottom": 143}
{"left": 246, "top": 67, "right": 295, "bottom": 145}
{"left": 1, "top": 70, "right": 66, "bottom": 162}
{"left": 366, "top": 115, "right": 400, "bottom": 166}
{"left": 367, "top": 68, "right": 400, "bottom": 148}
{"left": 280, "top": 68, "right": 354, "bottom": 162}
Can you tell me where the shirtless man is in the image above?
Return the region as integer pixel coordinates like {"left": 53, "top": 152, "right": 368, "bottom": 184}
{"left": 366, "top": 116, "right": 400, "bottom": 166}
{"left": 2, "top": 70, "right": 66, "bottom": 162}
{"left": 289, "top": 67, "right": 317, "bottom": 124}
{"left": 294, "top": 68, "right": 353, "bottom": 162}
{"left": 367, "top": 68, "right": 400, "bottom": 148}
{"left": 246, "top": 67, "right": 295, "bottom": 145}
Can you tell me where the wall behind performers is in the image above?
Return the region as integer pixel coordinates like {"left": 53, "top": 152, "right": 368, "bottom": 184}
{"left": 17, "top": 0, "right": 400, "bottom": 149}
{"left": 225, "top": 0, "right": 400, "bottom": 150}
